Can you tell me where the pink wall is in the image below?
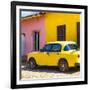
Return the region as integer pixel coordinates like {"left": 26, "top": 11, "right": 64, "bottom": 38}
{"left": 21, "top": 16, "right": 46, "bottom": 54}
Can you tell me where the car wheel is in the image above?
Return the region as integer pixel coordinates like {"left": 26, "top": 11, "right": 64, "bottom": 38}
{"left": 28, "top": 58, "right": 37, "bottom": 69}
{"left": 58, "top": 60, "right": 69, "bottom": 72}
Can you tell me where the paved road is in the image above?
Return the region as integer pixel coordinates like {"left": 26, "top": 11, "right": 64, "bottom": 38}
{"left": 21, "top": 65, "right": 80, "bottom": 80}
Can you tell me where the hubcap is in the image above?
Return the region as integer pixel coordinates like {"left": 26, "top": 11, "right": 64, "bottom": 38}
{"left": 60, "top": 64, "right": 65, "bottom": 71}
{"left": 30, "top": 61, "right": 34, "bottom": 68}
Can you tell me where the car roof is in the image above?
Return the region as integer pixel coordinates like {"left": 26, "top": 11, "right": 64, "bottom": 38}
{"left": 46, "top": 41, "right": 76, "bottom": 45}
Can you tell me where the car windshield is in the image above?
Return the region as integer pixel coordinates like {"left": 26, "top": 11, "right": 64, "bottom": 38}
{"left": 64, "top": 44, "right": 78, "bottom": 51}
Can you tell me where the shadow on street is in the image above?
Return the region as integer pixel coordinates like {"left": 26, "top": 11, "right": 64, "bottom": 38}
{"left": 21, "top": 63, "right": 80, "bottom": 74}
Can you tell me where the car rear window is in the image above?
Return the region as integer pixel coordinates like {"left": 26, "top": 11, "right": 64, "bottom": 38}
{"left": 64, "top": 44, "right": 78, "bottom": 51}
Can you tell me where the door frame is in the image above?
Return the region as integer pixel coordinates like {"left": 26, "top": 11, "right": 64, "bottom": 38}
{"left": 77, "top": 22, "right": 80, "bottom": 47}
{"left": 32, "top": 31, "right": 40, "bottom": 51}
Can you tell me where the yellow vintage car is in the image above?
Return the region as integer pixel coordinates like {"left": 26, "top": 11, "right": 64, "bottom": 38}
{"left": 27, "top": 41, "right": 80, "bottom": 72}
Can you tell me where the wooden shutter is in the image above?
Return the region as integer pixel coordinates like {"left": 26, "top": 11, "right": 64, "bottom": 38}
{"left": 57, "top": 25, "right": 66, "bottom": 41}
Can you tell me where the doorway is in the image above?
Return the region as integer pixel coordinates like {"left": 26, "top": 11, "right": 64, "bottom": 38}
{"left": 77, "top": 22, "right": 80, "bottom": 47}
{"left": 33, "top": 31, "right": 40, "bottom": 51}
{"left": 21, "top": 33, "right": 25, "bottom": 56}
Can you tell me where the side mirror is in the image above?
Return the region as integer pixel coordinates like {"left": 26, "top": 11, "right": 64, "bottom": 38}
{"left": 40, "top": 49, "right": 44, "bottom": 52}
{"left": 47, "top": 52, "right": 50, "bottom": 55}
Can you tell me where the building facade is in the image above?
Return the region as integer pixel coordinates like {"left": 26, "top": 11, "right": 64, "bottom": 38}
{"left": 21, "top": 14, "right": 46, "bottom": 54}
{"left": 21, "top": 12, "right": 80, "bottom": 55}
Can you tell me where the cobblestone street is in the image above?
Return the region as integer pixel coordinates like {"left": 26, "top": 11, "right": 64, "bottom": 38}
{"left": 21, "top": 65, "right": 80, "bottom": 80}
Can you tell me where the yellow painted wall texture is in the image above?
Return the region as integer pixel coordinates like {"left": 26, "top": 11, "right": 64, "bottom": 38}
{"left": 45, "top": 12, "right": 80, "bottom": 43}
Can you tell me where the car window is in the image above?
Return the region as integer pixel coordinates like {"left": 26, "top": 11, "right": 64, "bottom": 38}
{"left": 64, "top": 44, "right": 78, "bottom": 51}
{"left": 64, "top": 45, "right": 70, "bottom": 51}
{"left": 44, "top": 44, "right": 52, "bottom": 51}
{"left": 52, "top": 44, "right": 61, "bottom": 51}
{"left": 69, "top": 44, "right": 78, "bottom": 50}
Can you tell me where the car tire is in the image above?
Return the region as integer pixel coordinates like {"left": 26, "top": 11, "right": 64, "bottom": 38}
{"left": 58, "top": 59, "right": 69, "bottom": 72}
{"left": 28, "top": 58, "right": 37, "bottom": 69}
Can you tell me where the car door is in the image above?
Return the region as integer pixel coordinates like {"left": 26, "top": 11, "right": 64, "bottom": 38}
{"left": 36, "top": 44, "right": 52, "bottom": 65}
{"left": 46, "top": 44, "right": 62, "bottom": 66}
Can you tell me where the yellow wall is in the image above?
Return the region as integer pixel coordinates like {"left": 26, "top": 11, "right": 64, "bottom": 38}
{"left": 45, "top": 12, "right": 80, "bottom": 43}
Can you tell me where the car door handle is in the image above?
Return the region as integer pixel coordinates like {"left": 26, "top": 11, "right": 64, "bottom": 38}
{"left": 47, "top": 52, "right": 50, "bottom": 55}
{"left": 57, "top": 52, "right": 59, "bottom": 55}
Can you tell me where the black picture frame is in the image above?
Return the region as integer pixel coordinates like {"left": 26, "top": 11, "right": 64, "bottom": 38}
{"left": 11, "top": 1, "right": 88, "bottom": 89}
